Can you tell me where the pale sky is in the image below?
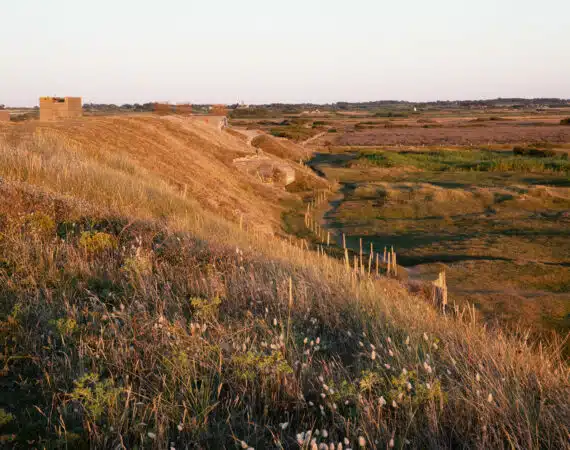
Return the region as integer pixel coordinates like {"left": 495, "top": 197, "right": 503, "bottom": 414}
{"left": 1, "top": 0, "right": 569, "bottom": 106}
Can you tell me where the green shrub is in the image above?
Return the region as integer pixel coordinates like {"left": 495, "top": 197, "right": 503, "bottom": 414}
{"left": 513, "top": 147, "right": 558, "bottom": 158}
{"left": 21, "top": 212, "right": 55, "bottom": 237}
{"left": 79, "top": 231, "right": 118, "bottom": 253}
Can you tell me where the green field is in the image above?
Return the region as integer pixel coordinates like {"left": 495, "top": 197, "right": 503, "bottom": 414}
{"left": 309, "top": 147, "right": 570, "bottom": 335}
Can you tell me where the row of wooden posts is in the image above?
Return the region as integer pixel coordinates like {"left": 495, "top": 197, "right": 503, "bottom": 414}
{"left": 341, "top": 238, "right": 398, "bottom": 277}
{"left": 304, "top": 191, "right": 398, "bottom": 278}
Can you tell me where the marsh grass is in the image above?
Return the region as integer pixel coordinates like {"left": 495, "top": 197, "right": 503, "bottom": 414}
{"left": 359, "top": 149, "right": 570, "bottom": 174}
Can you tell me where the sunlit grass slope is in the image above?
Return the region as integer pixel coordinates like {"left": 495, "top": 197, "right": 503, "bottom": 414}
{"left": 0, "top": 117, "right": 568, "bottom": 449}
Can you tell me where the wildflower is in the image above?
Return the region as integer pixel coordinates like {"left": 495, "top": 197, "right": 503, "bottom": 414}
{"left": 311, "top": 340, "right": 315, "bottom": 347}
{"left": 279, "top": 422, "right": 289, "bottom": 430}
{"left": 426, "top": 383, "right": 431, "bottom": 389}
{"left": 323, "top": 383, "right": 329, "bottom": 391}
{"left": 147, "top": 432, "right": 157, "bottom": 440}
{"left": 405, "top": 336, "right": 410, "bottom": 345}
{"left": 402, "top": 368, "right": 408, "bottom": 375}
{"left": 319, "top": 444, "right": 329, "bottom": 450}
{"left": 384, "top": 364, "right": 391, "bottom": 369}
{"left": 388, "top": 349, "right": 394, "bottom": 357}
{"left": 347, "top": 331, "right": 352, "bottom": 337}
{"left": 319, "top": 375, "right": 325, "bottom": 383}
{"left": 423, "top": 332, "right": 429, "bottom": 341}
{"left": 345, "top": 400, "right": 349, "bottom": 405}
{"left": 387, "top": 337, "right": 392, "bottom": 344}
{"left": 476, "top": 373, "right": 481, "bottom": 382}
{"left": 379, "top": 396, "right": 386, "bottom": 406}
{"left": 315, "top": 345, "right": 320, "bottom": 351}
{"left": 316, "top": 337, "right": 321, "bottom": 344}
{"left": 309, "top": 401, "right": 314, "bottom": 406}
{"left": 371, "top": 350, "right": 377, "bottom": 360}
{"left": 487, "top": 393, "right": 493, "bottom": 403}
{"left": 358, "top": 436, "right": 366, "bottom": 447}
{"left": 273, "top": 318, "right": 278, "bottom": 326}
{"left": 304, "top": 337, "right": 308, "bottom": 344}
{"left": 344, "top": 438, "right": 350, "bottom": 445}
{"left": 337, "top": 444, "right": 343, "bottom": 450}
{"left": 392, "top": 400, "right": 398, "bottom": 408}
{"left": 389, "top": 438, "right": 395, "bottom": 448}
{"left": 321, "top": 393, "right": 326, "bottom": 398}
{"left": 406, "top": 382, "right": 412, "bottom": 391}
{"left": 359, "top": 341, "right": 364, "bottom": 347}
{"left": 332, "top": 402, "right": 338, "bottom": 410}
{"left": 322, "top": 430, "right": 329, "bottom": 438}
{"left": 177, "top": 423, "right": 183, "bottom": 431}
{"left": 241, "top": 441, "right": 248, "bottom": 449}
{"left": 370, "top": 344, "right": 376, "bottom": 350}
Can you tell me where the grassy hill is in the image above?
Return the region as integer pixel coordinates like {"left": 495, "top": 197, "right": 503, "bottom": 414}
{"left": 0, "top": 116, "right": 568, "bottom": 449}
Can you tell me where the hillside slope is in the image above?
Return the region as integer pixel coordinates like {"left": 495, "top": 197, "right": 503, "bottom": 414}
{"left": 0, "top": 116, "right": 568, "bottom": 449}
{"left": 1, "top": 115, "right": 308, "bottom": 234}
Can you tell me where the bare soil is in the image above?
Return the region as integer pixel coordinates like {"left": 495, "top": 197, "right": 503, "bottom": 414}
{"left": 337, "top": 124, "right": 570, "bottom": 146}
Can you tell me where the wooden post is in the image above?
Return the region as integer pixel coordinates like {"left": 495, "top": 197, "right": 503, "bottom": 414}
{"left": 375, "top": 252, "right": 379, "bottom": 276}
{"left": 359, "top": 238, "right": 363, "bottom": 274}
{"left": 342, "top": 233, "right": 346, "bottom": 249}
{"left": 327, "top": 232, "right": 330, "bottom": 246}
{"left": 383, "top": 246, "right": 387, "bottom": 263}
{"left": 393, "top": 251, "right": 397, "bottom": 276}
{"left": 344, "top": 248, "right": 350, "bottom": 271}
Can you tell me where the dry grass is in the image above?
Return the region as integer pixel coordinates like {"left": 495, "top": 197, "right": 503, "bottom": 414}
{"left": 0, "top": 117, "right": 568, "bottom": 449}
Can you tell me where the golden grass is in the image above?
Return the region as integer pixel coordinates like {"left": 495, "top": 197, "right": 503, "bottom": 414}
{"left": 0, "top": 117, "right": 568, "bottom": 448}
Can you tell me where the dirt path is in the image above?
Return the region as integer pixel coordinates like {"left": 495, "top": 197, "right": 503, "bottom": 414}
{"left": 302, "top": 131, "right": 327, "bottom": 147}
{"left": 229, "top": 128, "right": 263, "bottom": 147}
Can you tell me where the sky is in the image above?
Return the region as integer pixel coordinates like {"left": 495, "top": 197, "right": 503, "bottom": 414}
{"left": 1, "top": 0, "right": 569, "bottom": 106}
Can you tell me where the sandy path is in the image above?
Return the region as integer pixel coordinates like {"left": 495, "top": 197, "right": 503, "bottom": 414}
{"left": 302, "top": 131, "right": 327, "bottom": 147}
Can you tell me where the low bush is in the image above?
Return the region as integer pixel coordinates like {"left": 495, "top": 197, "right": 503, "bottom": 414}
{"left": 513, "top": 146, "right": 558, "bottom": 158}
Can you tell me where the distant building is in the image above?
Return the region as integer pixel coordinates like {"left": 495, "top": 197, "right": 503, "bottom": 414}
{"left": 175, "top": 103, "right": 193, "bottom": 115}
{"left": 40, "top": 97, "right": 82, "bottom": 121}
{"left": 154, "top": 103, "right": 172, "bottom": 114}
{"left": 0, "top": 110, "right": 10, "bottom": 122}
